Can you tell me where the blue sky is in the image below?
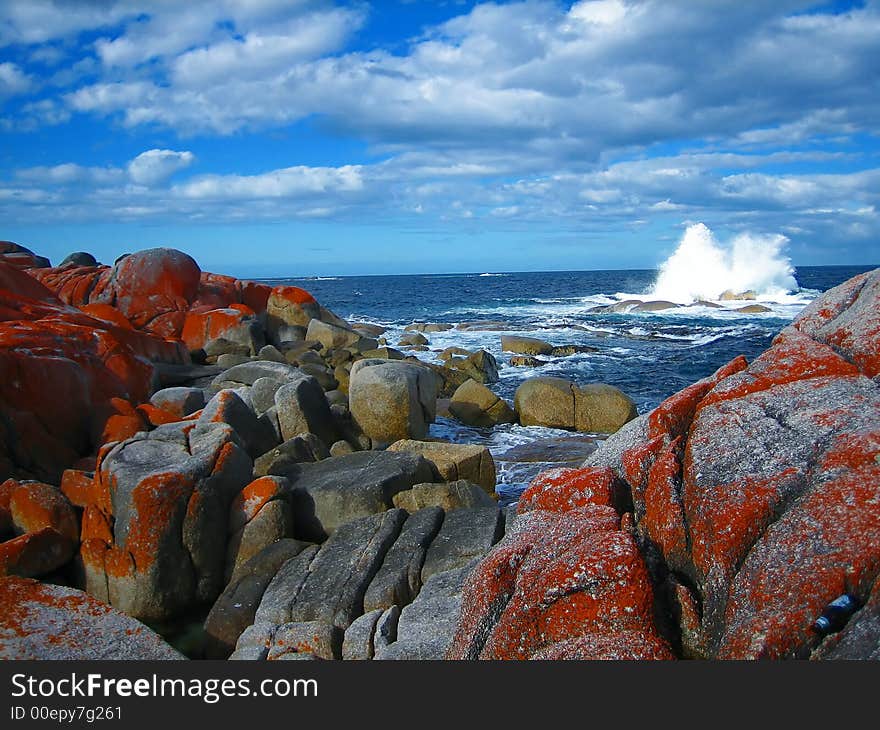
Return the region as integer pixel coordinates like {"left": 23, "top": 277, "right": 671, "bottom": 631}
{"left": 1, "top": 0, "right": 878, "bottom": 277}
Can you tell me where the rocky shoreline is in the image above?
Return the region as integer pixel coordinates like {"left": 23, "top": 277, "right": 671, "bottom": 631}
{"left": 1, "top": 241, "right": 878, "bottom": 660}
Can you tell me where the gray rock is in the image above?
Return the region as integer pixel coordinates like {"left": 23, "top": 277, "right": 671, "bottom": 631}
{"left": 374, "top": 559, "right": 480, "bottom": 660}
{"left": 225, "top": 499, "right": 293, "bottom": 580}
{"left": 253, "top": 433, "right": 329, "bottom": 477}
{"left": 421, "top": 506, "right": 504, "bottom": 582}
{"left": 149, "top": 386, "right": 206, "bottom": 418}
{"left": 298, "top": 362, "right": 339, "bottom": 391}
{"left": 582, "top": 414, "right": 649, "bottom": 474}
{"left": 363, "top": 507, "right": 444, "bottom": 613}
{"left": 374, "top": 605, "right": 400, "bottom": 652}
{"left": 212, "top": 360, "right": 305, "bottom": 389}
{"left": 306, "top": 319, "right": 361, "bottom": 351}
{"left": 216, "top": 353, "right": 251, "bottom": 369}
{"left": 274, "top": 373, "right": 338, "bottom": 447}
{"left": 60, "top": 251, "right": 98, "bottom": 267}
{"left": 270, "top": 450, "right": 437, "bottom": 542}
{"left": 256, "top": 512, "right": 405, "bottom": 642}
{"left": 197, "top": 389, "right": 278, "bottom": 458}
{"left": 330, "top": 439, "right": 356, "bottom": 457}
{"left": 257, "top": 344, "right": 286, "bottom": 363}
{"left": 250, "top": 376, "right": 282, "bottom": 414}
{"left": 204, "top": 539, "right": 311, "bottom": 659}
{"left": 0, "top": 577, "right": 184, "bottom": 660}
{"left": 501, "top": 335, "right": 554, "bottom": 355}
{"left": 342, "top": 609, "right": 383, "bottom": 660}
{"left": 229, "top": 621, "right": 274, "bottom": 661}
{"left": 205, "top": 338, "right": 251, "bottom": 358}
{"left": 266, "top": 621, "right": 342, "bottom": 660}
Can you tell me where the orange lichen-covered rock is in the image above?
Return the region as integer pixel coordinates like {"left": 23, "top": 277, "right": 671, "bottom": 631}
{"left": 82, "top": 422, "right": 252, "bottom": 620}
{"left": 517, "top": 466, "right": 616, "bottom": 514}
{"left": 266, "top": 285, "right": 321, "bottom": 342}
{"left": 0, "top": 576, "right": 184, "bottom": 659}
{"left": 447, "top": 505, "right": 670, "bottom": 660}
{"left": 228, "top": 476, "right": 289, "bottom": 535}
{"left": 181, "top": 307, "right": 261, "bottom": 353}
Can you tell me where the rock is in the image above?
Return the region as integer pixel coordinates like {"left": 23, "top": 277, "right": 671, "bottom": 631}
{"left": 306, "top": 319, "right": 361, "bottom": 352}
{"left": 270, "top": 450, "right": 436, "bottom": 542}
{"left": 60, "top": 251, "right": 98, "bottom": 267}
{"left": 456, "top": 320, "right": 511, "bottom": 332}
{"left": 204, "top": 539, "right": 311, "bottom": 659}
{"left": 421, "top": 506, "right": 504, "bottom": 582}
{"left": 719, "top": 289, "right": 757, "bottom": 300}
{"left": 387, "top": 440, "right": 496, "bottom": 494}
{"left": 351, "top": 323, "right": 386, "bottom": 338}
{"left": 0, "top": 241, "right": 51, "bottom": 269}
{"left": 514, "top": 377, "right": 637, "bottom": 433}
{"left": 0, "top": 576, "right": 185, "bottom": 659}
{"left": 198, "top": 389, "right": 278, "bottom": 459}
{"left": 150, "top": 387, "right": 207, "bottom": 419}
{"left": 330, "top": 440, "right": 355, "bottom": 457}
{"left": 225, "top": 500, "right": 293, "bottom": 579}
{"left": 216, "top": 353, "right": 250, "bottom": 369}
{"left": 342, "top": 608, "right": 384, "bottom": 660}
{"left": 392, "top": 481, "right": 496, "bottom": 513}
{"left": 253, "top": 434, "right": 329, "bottom": 477}
{"left": 374, "top": 605, "right": 400, "bottom": 652}
{"left": 266, "top": 621, "right": 341, "bottom": 661}
{"left": 417, "top": 361, "right": 471, "bottom": 398}
{"left": 266, "top": 286, "right": 322, "bottom": 343}
{"left": 735, "top": 304, "right": 772, "bottom": 314}
{"left": 374, "top": 559, "right": 480, "bottom": 660}
{"left": 447, "top": 505, "right": 672, "bottom": 660}
{"left": 550, "top": 345, "right": 599, "bottom": 357}
{"left": 448, "top": 349, "right": 499, "bottom": 384}
{"left": 363, "top": 507, "right": 444, "bottom": 613}
{"left": 361, "top": 347, "right": 405, "bottom": 360}
{"left": 182, "top": 307, "right": 263, "bottom": 355}
{"left": 298, "top": 362, "right": 338, "bottom": 391}
{"left": 501, "top": 335, "right": 554, "bottom": 355}
{"left": 449, "top": 379, "right": 516, "bottom": 427}
{"left": 509, "top": 355, "right": 544, "bottom": 367}
{"left": 632, "top": 300, "right": 681, "bottom": 312}
{"left": 81, "top": 422, "right": 252, "bottom": 621}
{"left": 439, "top": 346, "right": 472, "bottom": 361}
{"left": 404, "top": 323, "right": 453, "bottom": 333}
{"left": 273, "top": 374, "right": 337, "bottom": 447}
{"left": 257, "top": 344, "right": 286, "bottom": 363}
{"left": 256, "top": 511, "right": 406, "bottom": 647}
{"left": 349, "top": 360, "right": 438, "bottom": 444}
{"left": 399, "top": 332, "right": 429, "bottom": 347}
{"left": 212, "top": 360, "right": 304, "bottom": 390}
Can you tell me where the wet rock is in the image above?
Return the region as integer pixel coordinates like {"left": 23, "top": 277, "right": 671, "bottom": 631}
{"left": 449, "top": 379, "right": 516, "bottom": 427}
{"left": 501, "top": 335, "right": 554, "bottom": 356}
{"left": 447, "top": 349, "right": 499, "bottom": 384}
{"left": 514, "top": 377, "right": 637, "bottom": 433}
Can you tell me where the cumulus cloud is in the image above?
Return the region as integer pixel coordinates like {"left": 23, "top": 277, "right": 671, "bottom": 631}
{"left": 127, "top": 149, "right": 195, "bottom": 185}
{"left": 0, "top": 62, "right": 33, "bottom": 100}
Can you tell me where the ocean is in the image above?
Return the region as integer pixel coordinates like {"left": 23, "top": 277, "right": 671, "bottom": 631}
{"left": 259, "top": 263, "right": 874, "bottom": 503}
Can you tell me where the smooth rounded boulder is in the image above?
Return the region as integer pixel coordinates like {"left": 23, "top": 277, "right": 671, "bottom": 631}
{"left": 514, "top": 377, "right": 637, "bottom": 433}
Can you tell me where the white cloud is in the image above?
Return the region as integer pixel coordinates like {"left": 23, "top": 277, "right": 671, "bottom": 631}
{"left": 16, "top": 163, "right": 123, "bottom": 184}
{"left": 127, "top": 149, "right": 195, "bottom": 185}
{"left": 173, "top": 164, "right": 363, "bottom": 199}
{"left": 0, "top": 62, "right": 33, "bottom": 99}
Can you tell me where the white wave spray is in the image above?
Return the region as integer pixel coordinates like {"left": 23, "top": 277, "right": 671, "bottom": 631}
{"left": 649, "top": 223, "right": 798, "bottom": 303}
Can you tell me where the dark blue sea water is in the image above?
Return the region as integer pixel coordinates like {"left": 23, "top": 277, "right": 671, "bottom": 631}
{"left": 261, "top": 265, "right": 875, "bottom": 500}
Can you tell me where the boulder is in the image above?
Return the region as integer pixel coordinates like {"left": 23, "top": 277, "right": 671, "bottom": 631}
{"left": 399, "top": 332, "right": 429, "bottom": 347}
{"left": 363, "top": 507, "right": 444, "bottom": 613}
{"left": 514, "top": 377, "right": 637, "bottom": 433}
{"left": 269, "top": 450, "right": 437, "bottom": 542}
{"left": 0, "top": 577, "right": 185, "bottom": 659}
{"left": 306, "top": 319, "right": 361, "bottom": 352}
{"left": 735, "top": 304, "right": 772, "bottom": 314}
{"left": 342, "top": 608, "right": 384, "bottom": 660}
{"left": 349, "top": 360, "right": 439, "bottom": 444}
{"left": 632, "top": 300, "right": 681, "bottom": 312}
{"left": 253, "top": 434, "right": 329, "bottom": 477}
{"left": 197, "top": 389, "right": 278, "bottom": 459}
{"left": 509, "top": 355, "right": 544, "bottom": 367}
{"left": 387, "top": 440, "right": 496, "bottom": 494}
{"left": 182, "top": 307, "right": 263, "bottom": 355}
{"left": 60, "top": 251, "right": 98, "bottom": 267}
{"left": 374, "top": 559, "right": 481, "bottom": 660}
{"left": 150, "top": 387, "right": 207, "bottom": 419}
{"left": 501, "top": 335, "right": 554, "bottom": 356}
{"left": 719, "top": 289, "right": 757, "bottom": 301}
{"left": 273, "top": 374, "right": 337, "bottom": 448}
{"left": 447, "top": 349, "right": 499, "bottom": 384}
{"left": 404, "top": 323, "right": 453, "bottom": 333}
{"left": 392, "top": 481, "right": 496, "bottom": 513}
{"left": 439, "top": 347, "right": 472, "bottom": 361}
{"left": 351, "top": 323, "right": 386, "bottom": 338}
{"left": 266, "top": 286, "right": 322, "bottom": 344}
{"left": 449, "top": 379, "right": 516, "bottom": 427}
{"left": 204, "top": 538, "right": 311, "bottom": 659}
{"left": 421, "top": 506, "right": 504, "bottom": 582}
{"left": 0, "top": 241, "right": 50, "bottom": 269}
{"left": 81, "top": 422, "right": 252, "bottom": 621}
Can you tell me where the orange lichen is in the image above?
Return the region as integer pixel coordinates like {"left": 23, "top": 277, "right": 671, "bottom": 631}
{"left": 517, "top": 466, "right": 616, "bottom": 514}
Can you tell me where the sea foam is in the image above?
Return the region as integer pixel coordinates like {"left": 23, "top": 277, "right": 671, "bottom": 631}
{"left": 649, "top": 223, "right": 798, "bottom": 303}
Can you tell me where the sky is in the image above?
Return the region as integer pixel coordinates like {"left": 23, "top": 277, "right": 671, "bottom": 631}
{"left": 0, "top": 0, "right": 878, "bottom": 277}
